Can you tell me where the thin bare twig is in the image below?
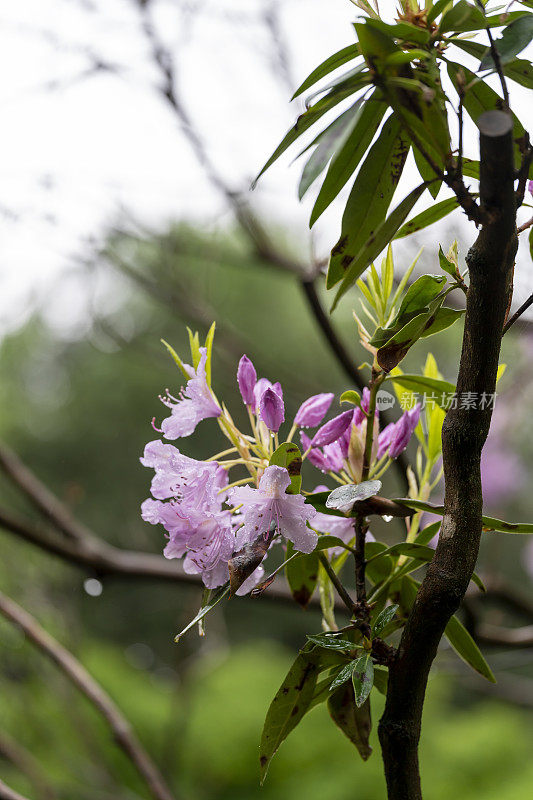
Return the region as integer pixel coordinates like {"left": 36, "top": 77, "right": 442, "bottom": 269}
{"left": 475, "top": 0, "right": 510, "bottom": 110}
{"left": 0, "top": 734, "right": 55, "bottom": 800}
{"left": 0, "top": 779, "right": 31, "bottom": 800}
{"left": 0, "top": 443, "right": 90, "bottom": 542}
{"left": 502, "top": 292, "right": 533, "bottom": 334}
{"left": 0, "top": 592, "right": 177, "bottom": 800}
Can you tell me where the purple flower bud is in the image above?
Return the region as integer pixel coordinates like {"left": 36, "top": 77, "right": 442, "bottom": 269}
{"left": 272, "top": 382, "right": 284, "bottom": 401}
{"left": 237, "top": 355, "right": 257, "bottom": 405}
{"left": 260, "top": 387, "right": 285, "bottom": 432}
{"left": 300, "top": 432, "right": 331, "bottom": 473}
{"left": 294, "top": 392, "right": 334, "bottom": 428}
{"left": 311, "top": 409, "right": 354, "bottom": 448}
{"left": 322, "top": 440, "right": 345, "bottom": 472}
{"left": 253, "top": 378, "right": 282, "bottom": 413}
{"left": 389, "top": 405, "right": 421, "bottom": 458}
{"left": 377, "top": 423, "right": 395, "bottom": 460}
{"left": 528, "top": 179, "right": 533, "bottom": 197}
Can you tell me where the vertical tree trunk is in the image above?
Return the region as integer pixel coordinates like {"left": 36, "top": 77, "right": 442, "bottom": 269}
{"left": 378, "top": 110, "right": 518, "bottom": 800}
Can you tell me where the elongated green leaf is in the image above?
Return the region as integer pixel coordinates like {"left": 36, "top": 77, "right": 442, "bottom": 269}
{"left": 372, "top": 604, "right": 399, "bottom": 637}
{"left": 395, "top": 196, "right": 459, "bottom": 238}
{"left": 371, "top": 275, "right": 448, "bottom": 348}
{"left": 286, "top": 542, "right": 319, "bottom": 608}
{"left": 332, "top": 183, "right": 427, "bottom": 311}
{"left": 304, "top": 64, "right": 369, "bottom": 107}
{"left": 482, "top": 516, "right": 533, "bottom": 533}
{"left": 364, "top": 17, "right": 431, "bottom": 45}
{"left": 310, "top": 95, "right": 387, "bottom": 225}
{"left": 452, "top": 38, "right": 533, "bottom": 89}
{"left": 395, "top": 498, "right": 533, "bottom": 533}
{"left": 440, "top": 0, "right": 484, "bottom": 33}
{"left": 291, "top": 44, "right": 360, "bottom": 100}
{"left": 373, "top": 666, "right": 389, "bottom": 695}
{"left": 330, "top": 661, "right": 357, "bottom": 690}
{"left": 445, "top": 614, "right": 496, "bottom": 683}
{"left": 420, "top": 307, "right": 465, "bottom": 338}
{"left": 259, "top": 651, "right": 321, "bottom": 782}
{"left": 305, "top": 491, "right": 345, "bottom": 517}
{"left": 387, "top": 374, "right": 456, "bottom": 407}
{"left": 327, "top": 115, "right": 409, "bottom": 289}
{"left": 352, "top": 653, "right": 374, "bottom": 707}
{"left": 160, "top": 338, "right": 190, "bottom": 380}
{"left": 174, "top": 582, "right": 230, "bottom": 642}
{"left": 299, "top": 100, "right": 364, "bottom": 199}
{"left": 327, "top": 683, "right": 372, "bottom": 760}
{"left": 376, "top": 291, "right": 447, "bottom": 372}
{"left": 427, "top": 0, "right": 453, "bottom": 24}
{"left": 479, "top": 15, "right": 533, "bottom": 70}
{"left": 254, "top": 86, "right": 358, "bottom": 185}
{"left": 307, "top": 635, "right": 356, "bottom": 651}
{"left": 447, "top": 62, "right": 529, "bottom": 173}
{"left": 414, "top": 521, "right": 441, "bottom": 546}
{"left": 367, "top": 542, "right": 435, "bottom": 565}
{"left": 365, "top": 541, "right": 394, "bottom": 584}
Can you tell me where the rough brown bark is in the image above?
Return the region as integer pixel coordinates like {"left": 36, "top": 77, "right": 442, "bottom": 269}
{"left": 378, "top": 110, "right": 518, "bottom": 800}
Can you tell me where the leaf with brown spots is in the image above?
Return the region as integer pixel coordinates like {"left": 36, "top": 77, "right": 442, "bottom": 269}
{"left": 327, "top": 683, "right": 373, "bottom": 761}
{"left": 259, "top": 650, "right": 321, "bottom": 783}
{"left": 285, "top": 541, "right": 319, "bottom": 608}
{"left": 327, "top": 115, "right": 410, "bottom": 290}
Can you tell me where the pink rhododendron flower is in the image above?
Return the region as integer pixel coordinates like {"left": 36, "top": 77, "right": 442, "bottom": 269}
{"left": 228, "top": 465, "right": 317, "bottom": 553}
{"left": 253, "top": 377, "right": 283, "bottom": 413}
{"left": 389, "top": 405, "right": 420, "bottom": 458}
{"left": 159, "top": 348, "right": 220, "bottom": 439}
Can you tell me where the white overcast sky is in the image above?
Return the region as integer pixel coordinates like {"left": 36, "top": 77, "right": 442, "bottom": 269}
{"left": 1, "top": 0, "right": 533, "bottom": 336}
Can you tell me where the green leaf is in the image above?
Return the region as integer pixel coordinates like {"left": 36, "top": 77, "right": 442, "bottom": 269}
{"left": 160, "top": 338, "right": 190, "bottom": 381}
{"left": 387, "top": 374, "right": 456, "bottom": 407}
{"left": 395, "top": 499, "right": 533, "bottom": 533}
{"left": 427, "top": 0, "right": 454, "bottom": 24}
{"left": 452, "top": 38, "right": 533, "bottom": 89}
{"left": 254, "top": 87, "right": 359, "bottom": 185}
{"left": 310, "top": 94, "right": 387, "bottom": 225}
{"left": 269, "top": 442, "right": 302, "bottom": 494}
{"left": 438, "top": 244, "right": 457, "bottom": 277}
{"left": 420, "top": 307, "right": 465, "bottom": 338}
{"left": 365, "top": 541, "right": 394, "bottom": 584}
{"left": 395, "top": 197, "right": 459, "bottom": 238}
{"left": 482, "top": 516, "right": 533, "bottom": 534}
{"left": 298, "top": 101, "right": 365, "bottom": 199}
{"left": 373, "top": 666, "right": 389, "bottom": 695}
{"left": 286, "top": 542, "right": 319, "bottom": 608}
{"left": 291, "top": 44, "right": 360, "bottom": 100}
{"left": 479, "top": 15, "right": 533, "bottom": 70}
{"left": 445, "top": 614, "right": 496, "bottom": 683}
{"left": 327, "top": 115, "right": 410, "bottom": 289}
{"left": 307, "top": 635, "right": 356, "bottom": 652}
{"left": 340, "top": 390, "right": 362, "bottom": 407}
{"left": 326, "top": 480, "right": 382, "bottom": 512}
{"left": 363, "top": 17, "right": 431, "bottom": 45}
{"left": 174, "top": 583, "right": 230, "bottom": 642}
{"left": 440, "top": 0, "right": 484, "bottom": 33}
{"left": 447, "top": 62, "right": 529, "bottom": 173}
{"left": 415, "top": 521, "right": 441, "bottom": 546}
{"left": 304, "top": 63, "right": 369, "bottom": 107}
{"left": 330, "top": 661, "right": 357, "bottom": 690}
{"left": 352, "top": 653, "right": 374, "bottom": 707}
{"left": 372, "top": 604, "right": 399, "bottom": 637}
{"left": 367, "top": 542, "right": 435, "bottom": 565}
{"left": 204, "top": 321, "right": 216, "bottom": 385}
{"left": 327, "top": 683, "right": 372, "bottom": 760}
{"left": 376, "top": 290, "right": 448, "bottom": 372}
{"left": 370, "top": 275, "right": 448, "bottom": 347}
{"left": 259, "top": 651, "right": 321, "bottom": 782}
{"left": 331, "top": 181, "right": 428, "bottom": 311}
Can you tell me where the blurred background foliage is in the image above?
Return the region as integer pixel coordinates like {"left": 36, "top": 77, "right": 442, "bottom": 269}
{"left": 1, "top": 222, "right": 533, "bottom": 799}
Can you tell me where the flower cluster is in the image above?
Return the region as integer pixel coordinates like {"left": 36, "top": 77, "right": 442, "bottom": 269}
{"left": 141, "top": 336, "right": 420, "bottom": 592}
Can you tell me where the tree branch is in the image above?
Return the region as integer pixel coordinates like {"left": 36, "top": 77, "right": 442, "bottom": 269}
{"left": 378, "top": 110, "right": 518, "bottom": 800}
{"left": 0, "top": 734, "right": 55, "bottom": 800}
{"left": 0, "top": 592, "right": 178, "bottom": 800}
{"left": 0, "top": 780, "right": 31, "bottom": 800}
